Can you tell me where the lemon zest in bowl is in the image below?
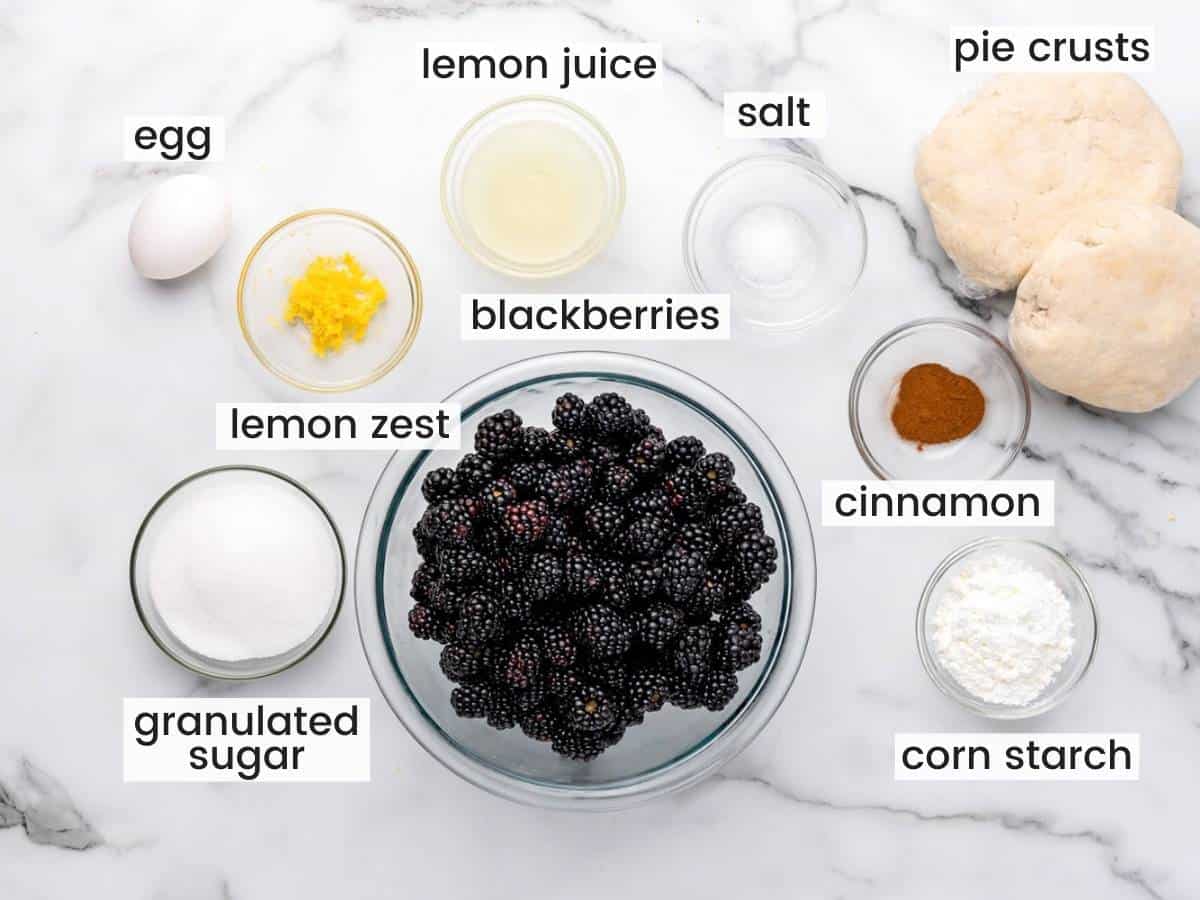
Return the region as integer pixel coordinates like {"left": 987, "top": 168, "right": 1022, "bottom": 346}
{"left": 284, "top": 253, "right": 387, "bottom": 356}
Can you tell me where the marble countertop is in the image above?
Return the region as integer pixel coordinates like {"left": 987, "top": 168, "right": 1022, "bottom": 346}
{"left": 4, "top": 1, "right": 1198, "bottom": 897}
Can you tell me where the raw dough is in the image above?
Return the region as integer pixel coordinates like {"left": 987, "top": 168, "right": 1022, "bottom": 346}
{"left": 1010, "top": 203, "right": 1200, "bottom": 413}
{"left": 916, "top": 74, "right": 1181, "bottom": 291}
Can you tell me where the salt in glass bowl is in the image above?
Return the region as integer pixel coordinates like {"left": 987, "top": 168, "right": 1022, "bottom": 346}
{"left": 355, "top": 351, "right": 816, "bottom": 809}
{"left": 916, "top": 537, "right": 1098, "bottom": 719}
{"left": 849, "top": 318, "right": 1031, "bottom": 479}
{"left": 130, "top": 466, "right": 346, "bottom": 680}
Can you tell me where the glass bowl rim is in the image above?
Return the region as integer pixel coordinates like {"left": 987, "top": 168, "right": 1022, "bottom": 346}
{"left": 681, "top": 152, "right": 868, "bottom": 333}
{"left": 129, "top": 464, "right": 347, "bottom": 680}
{"left": 915, "top": 536, "right": 1099, "bottom": 719}
{"left": 354, "top": 350, "right": 816, "bottom": 808}
{"left": 236, "top": 208, "right": 424, "bottom": 393}
{"left": 847, "top": 317, "right": 1032, "bottom": 480}
{"left": 439, "top": 94, "right": 627, "bottom": 279}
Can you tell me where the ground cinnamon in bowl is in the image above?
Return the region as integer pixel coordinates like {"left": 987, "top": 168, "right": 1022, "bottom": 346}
{"left": 891, "top": 363, "right": 986, "bottom": 447}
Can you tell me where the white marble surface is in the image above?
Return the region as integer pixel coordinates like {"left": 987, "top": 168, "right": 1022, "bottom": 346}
{"left": 4, "top": 1, "right": 1199, "bottom": 897}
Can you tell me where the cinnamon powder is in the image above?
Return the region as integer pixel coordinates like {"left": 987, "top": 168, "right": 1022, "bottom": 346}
{"left": 891, "top": 363, "right": 985, "bottom": 447}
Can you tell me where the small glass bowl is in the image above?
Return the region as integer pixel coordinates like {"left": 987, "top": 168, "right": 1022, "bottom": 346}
{"left": 355, "top": 351, "right": 816, "bottom": 809}
{"left": 849, "top": 318, "right": 1030, "bottom": 479}
{"left": 237, "top": 209, "right": 423, "bottom": 393}
{"left": 441, "top": 96, "right": 626, "bottom": 278}
{"left": 683, "top": 154, "right": 867, "bottom": 333}
{"left": 130, "top": 466, "right": 346, "bottom": 680}
{"left": 916, "top": 538, "right": 1098, "bottom": 719}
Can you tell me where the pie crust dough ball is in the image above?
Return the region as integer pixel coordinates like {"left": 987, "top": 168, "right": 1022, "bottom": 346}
{"left": 1010, "top": 203, "right": 1200, "bottom": 413}
{"left": 916, "top": 74, "right": 1181, "bottom": 291}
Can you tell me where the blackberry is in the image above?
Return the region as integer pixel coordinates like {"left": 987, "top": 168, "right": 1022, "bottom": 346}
{"left": 520, "top": 552, "right": 563, "bottom": 602}
{"left": 450, "top": 684, "right": 490, "bottom": 718}
{"left": 507, "top": 460, "right": 550, "bottom": 496}
{"left": 665, "top": 435, "right": 706, "bottom": 468}
{"left": 597, "top": 558, "right": 632, "bottom": 610}
{"left": 581, "top": 659, "right": 628, "bottom": 691}
{"left": 625, "top": 435, "right": 666, "bottom": 477}
{"left": 710, "top": 482, "right": 747, "bottom": 511}
{"left": 621, "top": 514, "right": 673, "bottom": 560}
{"left": 662, "top": 467, "right": 706, "bottom": 521}
{"left": 481, "top": 478, "right": 519, "bottom": 520}
{"left": 420, "top": 467, "right": 458, "bottom": 503}
{"left": 435, "top": 546, "right": 487, "bottom": 585}
{"left": 694, "top": 452, "right": 735, "bottom": 497}
{"left": 551, "top": 392, "right": 587, "bottom": 434}
{"left": 586, "top": 442, "right": 619, "bottom": 467}
{"left": 417, "top": 500, "right": 473, "bottom": 548}
{"left": 597, "top": 465, "right": 637, "bottom": 502}
{"left": 501, "top": 499, "right": 550, "bottom": 545}
{"left": 624, "top": 408, "right": 656, "bottom": 442}
{"left": 583, "top": 392, "right": 634, "bottom": 441}
{"left": 691, "top": 570, "right": 727, "bottom": 617}
{"left": 673, "top": 624, "right": 712, "bottom": 681}
{"left": 410, "top": 562, "right": 439, "bottom": 603}
{"left": 499, "top": 635, "right": 542, "bottom": 689}
{"left": 474, "top": 409, "right": 523, "bottom": 461}
{"left": 625, "top": 560, "right": 663, "bottom": 601}
{"left": 489, "top": 547, "right": 530, "bottom": 581}
{"left": 667, "top": 671, "right": 703, "bottom": 709}
{"left": 495, "top": 581, "right": 533, "bottom": 623}
{"left": 627, "top": 668, "right": 670, "bottom": 713}
{"left": 674, "top": 522, "right": 716, "bottom": 561}
{"left": 485, "top": 691, "right": 518, "bottom": 730}
{"left": 408, "top": 604, "right": 438, "bottom": 640}
{"left": 627, "top": 488, "right": 672, "bottom": 519}
{"left": 701, "top": 670, "right": 739, "bottom": 712}
{"left": 536, "top": 461, "right": 591, "bottom": 509}
{"left": 512, "top": 679, "right": 547, "bottom": 713}
{"left": 551, "top": 727, "right": 606, "bottom": 761}
{"left": 566, "top": 681, "right": 617, "bottom": 732}
{"left": 545, "top": 667, "right": 580, "bottom": 699}
{"left": 713, "top": 502, "right": 765, "bottom": 545}
{"left": 583, "top": 502, "right": 626, "bottom": 546}
{"left": 439, "top": 643, "right": 482, "bottom": 683}
{"left": 571, "top": 605, "right": 632, "bottom": 658}
{"left": 520, "top": 426, "right": 552, "bottom": 460}
{"left": 456, "top": 590, "right": 502, "bottom": 646}
{"left": 564, "top": 552, "right": 604, "bottom": 599}
{"left": 661, "top": 545, "right": 705, "bottom": 605}
{"left": 454, "top": 452, "right": 495, "bottom": 493}
{"left": 539, "top": 514, "right": 571, "bottom": 555}
{"left": 546, "top": 429, "right": 589, "bottom": 463}
{"left": 634, "top": 603, "right": 684, "bottom": 653}
{"left": 732, "top": 533, "right": 778, "bottom": 591}
{"left": 714, "top": 602, "right": 763, "bottom": 671}
{"left": 519, "top": 706, "right": 559, "bottom": 742}
{"left": 541, "top": 624, "right": 577, "bottom": 668}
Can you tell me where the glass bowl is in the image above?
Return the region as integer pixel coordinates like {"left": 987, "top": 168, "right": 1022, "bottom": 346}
{"left": 441, "top": 96, "right": 626, "bottom": 278}
{"left": 916, "top": 537, "right": 1098, "bottom": 719}
{"left": 237, "top": 209, "right": 423, "bottom": 392}
{"left": 683, "top": 153, "right": 867, "bottom": 333}
{"left": 355, "top": 351, "right": 816, "bottom": 809}
{"left": 849, "top": 318, "right": 1030, "bottom": 479}
{"left": 130, "top": 466, "right": 346, "bottom": 680}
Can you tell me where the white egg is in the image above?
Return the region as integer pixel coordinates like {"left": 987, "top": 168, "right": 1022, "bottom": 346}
{"left": 128, "top": 174, "right": 231, "bottom": 280}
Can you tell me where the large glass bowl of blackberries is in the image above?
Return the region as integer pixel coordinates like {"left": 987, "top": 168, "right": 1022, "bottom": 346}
{"left": 356, "top": 351, "right": 815, "bottom": 808}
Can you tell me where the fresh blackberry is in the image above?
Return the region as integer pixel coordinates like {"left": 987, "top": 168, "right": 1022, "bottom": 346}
{"left": 439, "top": 643, "right": 482, "bottom": 683}
{"left": 551, "top": 727, "right": 606, "bottom": 761}
{"left": 674, "top": 522, "right": 716, "bottom": 561}
{"left": 662, "top": 467, "right": 706, "bottom": 520}
{"left": 512, "top": 679, "right": 547, "bottom": 713}
{"left": 667, "top": 671, "right": 703, "bottom": 709}
{"left": 474, "top": 409, "right": 523, "bottom": 461}
{"left": 693, "top": 452, "right": 735, "bottom": 497}
{"left": 410, "top": 562, "right": 439, "bottom": 603}
{"left": 710, "top": 482, "right": 747, "bottom": 511}
{"left": 713, "top": 502, "right": 765, "bottom": 545}
{"left": 408, "top": 604, "right": 438, "bottom": 640}
{"left": 507, "top": 460, "right": 550, "bottom": 496}
{"left": 539, "top": 514, "right": 571, "bottom": 555}
{"left": 732, "top": 533, "right": 778, "bottom": 591}
{"left": 621, "top": 514, "right": 673, "bottom": 560}
{"left": 691, "top": 570, "right": 727, "bottom": 617}
{"left": 456, "top": 590, "right": 502, "bottom": 646}
{"left": 661, "top": 545, "right": 705, "bottom": 605}
{"left": 450, "top": 683, "right": 490, "bottom": 718}
{"left": 536, "top": 460, "right": 591, "bottom": 509}
{"left": 625, "top": 560, "right": 663, "bottom": 601}
{"left": 634, "top": 603, "right": 684, "bottom": 653}
{"left": 501, "top": 499, "right": 550, "bottom": 545}
{"left": 571, "top": 605, "right": 632, "bottom": 659}
{"left": 454, "top": 452, "right": 496, "bottom": 493}
{"left": 545, "top": 667, "right": 580, "bottom": 699}
{"left": 541, "top": 624, "right": 577, "bottom": 668}
{"left": 489, "top": 547, "right": 530, "bottom": 581}
{"left": 665, "top": 435, "right": 706, "bottom": 468}
{"left": 481, "top": 478, "right": 519, "bottom": 520}
{"left": 597, "top": 465, "right": 637, "bottom": 502}
{"left": 546, "top": 429, "right": 589, "bottom": 462}
{"left": 627, "top": 668, "right": 670, "bottom": 713}
{"left": 421, "top": 467, "right": 459, "bottom": 503}
{"left": 435, "top": 546, "right": 487, "bottom": 584}
{"left": 520, "top": 426, "right": 552, "bottom": 460}
{"left": 417, "top": 500, "right": 474, "bottom": 548}
{"left": 551, "top": 392, "right": 587, "bottom": 434}
{"left": 485, "top": 691, "right": 518, "bottom": 730}
{"left": 499, "top": 635, "right": 541, "bottom": 689}
{"left": 597, "top": 558, "right": 632, "bottom": 610}
{"left": 520, "top": 552, "right": 564, "bottom": 602}
{"left": 627, "top": 488, "right": 672, "bottom": 519}
{"left": 519, "top": 706, "right": 559, "bottom": 742}
{"left": 623, "top": 408, "right": 656, "bottom": 442}
{"left": 673, "top": 624, "right": 712, "bottom": 681}
{"left": 586, "top": 442, "right": 620, "bottom": 467}
{"left": 714, "top": 602, "right": 763, "bottom": 671}
{"left": 583, "top": 502, "right": 626, "bottom": 546}
{"left": 564, "top": 552, "right": 604, "bottom": 599}
{"left": 625, "top": 435, "right": 666, "bottom": 478}
{"left": 433, "top": 615, "right": 461, "bottom": 646}
{"left": 428, "top": 581, "right": 465, "bottom": 616}
{"left": 701, "top": 670, "right": 739, "bottom": 712}
{"left": 566, "top": 681, "right": 617, "bottom": 732}
{"left": 581, "top": 659, "right": 628, "bottom": 691}
{"left": 583, "top": 392, "right": 634, "bottom": 441}
{"left": 495, "top": 581, "right": 533, "bottom": 623}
